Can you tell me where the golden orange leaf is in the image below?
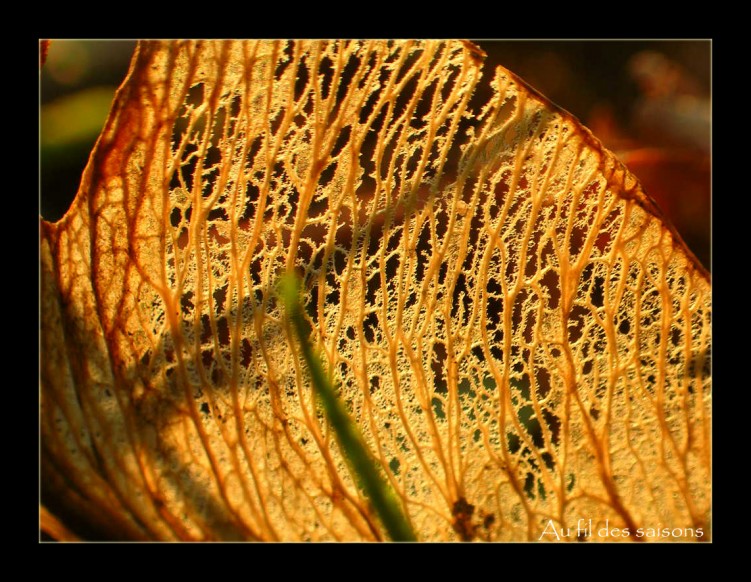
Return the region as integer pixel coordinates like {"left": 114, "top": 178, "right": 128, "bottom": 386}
{"left": 40, "top": 40, "right": 711, "bottom": 542}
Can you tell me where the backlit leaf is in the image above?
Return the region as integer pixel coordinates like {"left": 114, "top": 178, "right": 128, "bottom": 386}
{"left": 40, "top": 40, "right": 711, "bottom": 542}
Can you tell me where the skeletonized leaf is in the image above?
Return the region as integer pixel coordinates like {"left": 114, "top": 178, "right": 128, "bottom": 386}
{"left": 40, "top": 40, "right": 711, "bottom": 542}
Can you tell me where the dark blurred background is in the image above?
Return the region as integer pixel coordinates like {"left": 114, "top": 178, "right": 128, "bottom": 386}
{"left": 40, "top": 40, "right": 710, "bottom": 270}
{"left": 40, "top": 40, "right": 137, "bottom": 221}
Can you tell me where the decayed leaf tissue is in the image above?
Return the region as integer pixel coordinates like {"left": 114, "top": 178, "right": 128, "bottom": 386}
{"left": 40, "top": 40, "right": 711, "bottom": 542}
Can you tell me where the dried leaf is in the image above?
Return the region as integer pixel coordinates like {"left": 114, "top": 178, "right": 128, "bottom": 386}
{"left": 40, "top": 40, "right": 711, "bottom": 542}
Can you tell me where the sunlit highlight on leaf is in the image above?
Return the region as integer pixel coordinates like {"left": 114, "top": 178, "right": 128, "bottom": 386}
{"left": 40, "top": 40, "right": 711, "bottom": 542}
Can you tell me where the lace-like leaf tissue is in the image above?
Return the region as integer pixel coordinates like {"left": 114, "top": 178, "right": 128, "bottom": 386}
{"left": 41, "top": 40, "right": 711, "bottom": 542}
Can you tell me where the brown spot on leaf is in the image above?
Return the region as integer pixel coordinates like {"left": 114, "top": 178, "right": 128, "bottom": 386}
{"left": 451, "top": 498, "right": 477, "bottom": 542}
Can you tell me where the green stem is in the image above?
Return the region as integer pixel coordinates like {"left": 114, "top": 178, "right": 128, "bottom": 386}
{"left": 278, "top": 273, "right": 417, "bottom": 542}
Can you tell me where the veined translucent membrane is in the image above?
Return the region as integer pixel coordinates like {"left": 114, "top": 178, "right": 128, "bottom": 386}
{"left": 40, "top": 40, "right": 711, "bottom": 542}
